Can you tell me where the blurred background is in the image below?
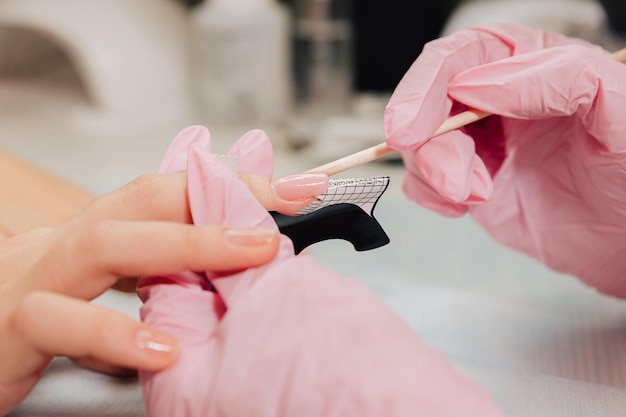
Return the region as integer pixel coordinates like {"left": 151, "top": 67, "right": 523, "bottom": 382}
{"left": 1, "top": 0, "right": 624, "bottom": 194}
{"left": 0, "top": 0, "right": 462, "bottom": 194}
{"left": 8, "top": 1, "right": 626, "bottom": 416}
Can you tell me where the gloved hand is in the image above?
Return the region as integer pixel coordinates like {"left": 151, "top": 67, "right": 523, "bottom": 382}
{"left": 384, "top": 23, "right": 626, "bottom": 296}
{"left": 137, "top": 127, "right": 505, "bottom": 416}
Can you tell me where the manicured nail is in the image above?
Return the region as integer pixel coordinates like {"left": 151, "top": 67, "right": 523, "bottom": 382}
{"left": 224, "top": 227, "right": 278, "bottom": 246}
{"left": 271, "top": 173, "right": 328, "bottom": 201}
{"left": 136, "top": 329, "right": 178, "bottom": 354}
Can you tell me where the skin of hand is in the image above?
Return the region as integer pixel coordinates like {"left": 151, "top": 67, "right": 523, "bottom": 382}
{"left": 384, "top": 23, "right": 626, "bottom": 296}
{"left": 137, "top": 125, "right": 506, "bottom": 416}
{"left": 0, "top": 148, "right": 94, "bottom": 237}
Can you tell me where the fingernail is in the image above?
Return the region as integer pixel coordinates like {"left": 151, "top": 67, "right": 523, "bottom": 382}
{"left": 271, "top": 173, "right": 328, "bottom": 201}
{"left": 136, "top": 329, "right": 178, "bottom": 354}
{"left": 224, "top": 227, "right": 278, "bottom": 246}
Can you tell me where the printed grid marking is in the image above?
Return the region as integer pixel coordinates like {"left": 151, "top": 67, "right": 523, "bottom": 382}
{"left": 296, "top": 177, "right": 390, "bottom": 216}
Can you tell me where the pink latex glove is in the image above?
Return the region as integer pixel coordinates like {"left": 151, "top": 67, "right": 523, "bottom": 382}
{"left": 137, "top": 126, "right": 505, "bottom": 416}
{"left": 385, "top": 23, "right": 626, "bottom": 296}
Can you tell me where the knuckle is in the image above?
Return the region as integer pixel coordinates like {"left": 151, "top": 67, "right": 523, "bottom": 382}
{"left": 67, "top": 220, "right": 116, "bottom": 265}
{"left": 181, "top": 225, "right": 209, "bottom": 249}
{"left": 36, "top": 222, "right": 114, "bottom": 279}
{"left": 123, "top": 174, "right": 163, "bottom": 202}
{"left": 87, "top": 314, "right": 116, "bottom": 344}
{"left": 178, "top": 225, "right": 223, "bottom": 266}
{"left": 101, "top": 172, "right": 188, "bottom": 222}
{"left": 10, "top": 291, "right": 45, "bottom": 334}
{"left": 82, "top": 220, "right": 115, "bottom": 251}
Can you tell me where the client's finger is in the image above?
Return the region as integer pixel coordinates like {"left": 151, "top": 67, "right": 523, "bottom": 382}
{"left": 239, "top": 173, "right": 328, "bottom": 216}
{"left": 25, "top": 220, "right": 279, "bottom": 299}
{"left": 71, "top": 357, "right": 137, "bottom": 377}
{"left": 228, "top": 129, "right": 329, "bottom": 216}
{"left": 11, "top": 292, "right": 179, "bottom": 372}
{"left": 81, "top": 173, "right": 190, "bottom": 224}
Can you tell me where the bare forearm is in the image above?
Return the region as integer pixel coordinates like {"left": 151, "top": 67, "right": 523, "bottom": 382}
{"left": 0, "top": 148, "right": 94, "bottom": 236}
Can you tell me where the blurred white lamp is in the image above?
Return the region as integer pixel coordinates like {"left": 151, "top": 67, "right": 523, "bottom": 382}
{"left": 0, "top": 0, "right": 192, "bottom": 134}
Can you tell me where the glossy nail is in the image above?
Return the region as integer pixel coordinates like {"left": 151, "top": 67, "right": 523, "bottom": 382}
{"left": 271, "top": 173, "right": 329, "bottom": 201}
{"left": 224, "top": 227, "right": 278, "bottom": 246}
{"left": 136, "top": 329, "right": 178, "bottom": 354}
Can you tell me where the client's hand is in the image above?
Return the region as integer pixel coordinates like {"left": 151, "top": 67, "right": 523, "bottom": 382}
{"left": 0, "top": 170, "right": 279, "bottom": 415}
{"left": 138, "top": 128, "right": 505, "bottom": 416}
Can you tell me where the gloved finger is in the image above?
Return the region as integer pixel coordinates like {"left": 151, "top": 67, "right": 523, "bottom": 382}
{"left": 23, "top": 220, "right": 278, "bottom": 300}
{"left": 448, "top": 44, "right": 626, "bottom": 153}
{"left": 159, "top": 125, "right": 211, "bottom": 174}
{"left": 413, "top": 131, "right": 493, "bottom": 205}
{"left": 400, "top": 160, "right": 468, "bottom": 217}
{"left": 10, "top": 291, "right": 179, "bottom": 372}
{"left": 138, "top": 269, "right": 224, "bottom": 415}
{"left": 186, "top": 145, "right": 294, "bottom": 306}
{"left": 227, "top": 129, "right": 275, "bottom": 177}
{"left": 187, "top": 149, "right": 276, "bottom": 230}
{"left": 384, "top": 23, "right": 591, "bottom": 151}
{"left": 231, "top": 129, "right": 329, "bottom": 216}
{"left": 139, "top": 271, "right": 224, "bottom": 344}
